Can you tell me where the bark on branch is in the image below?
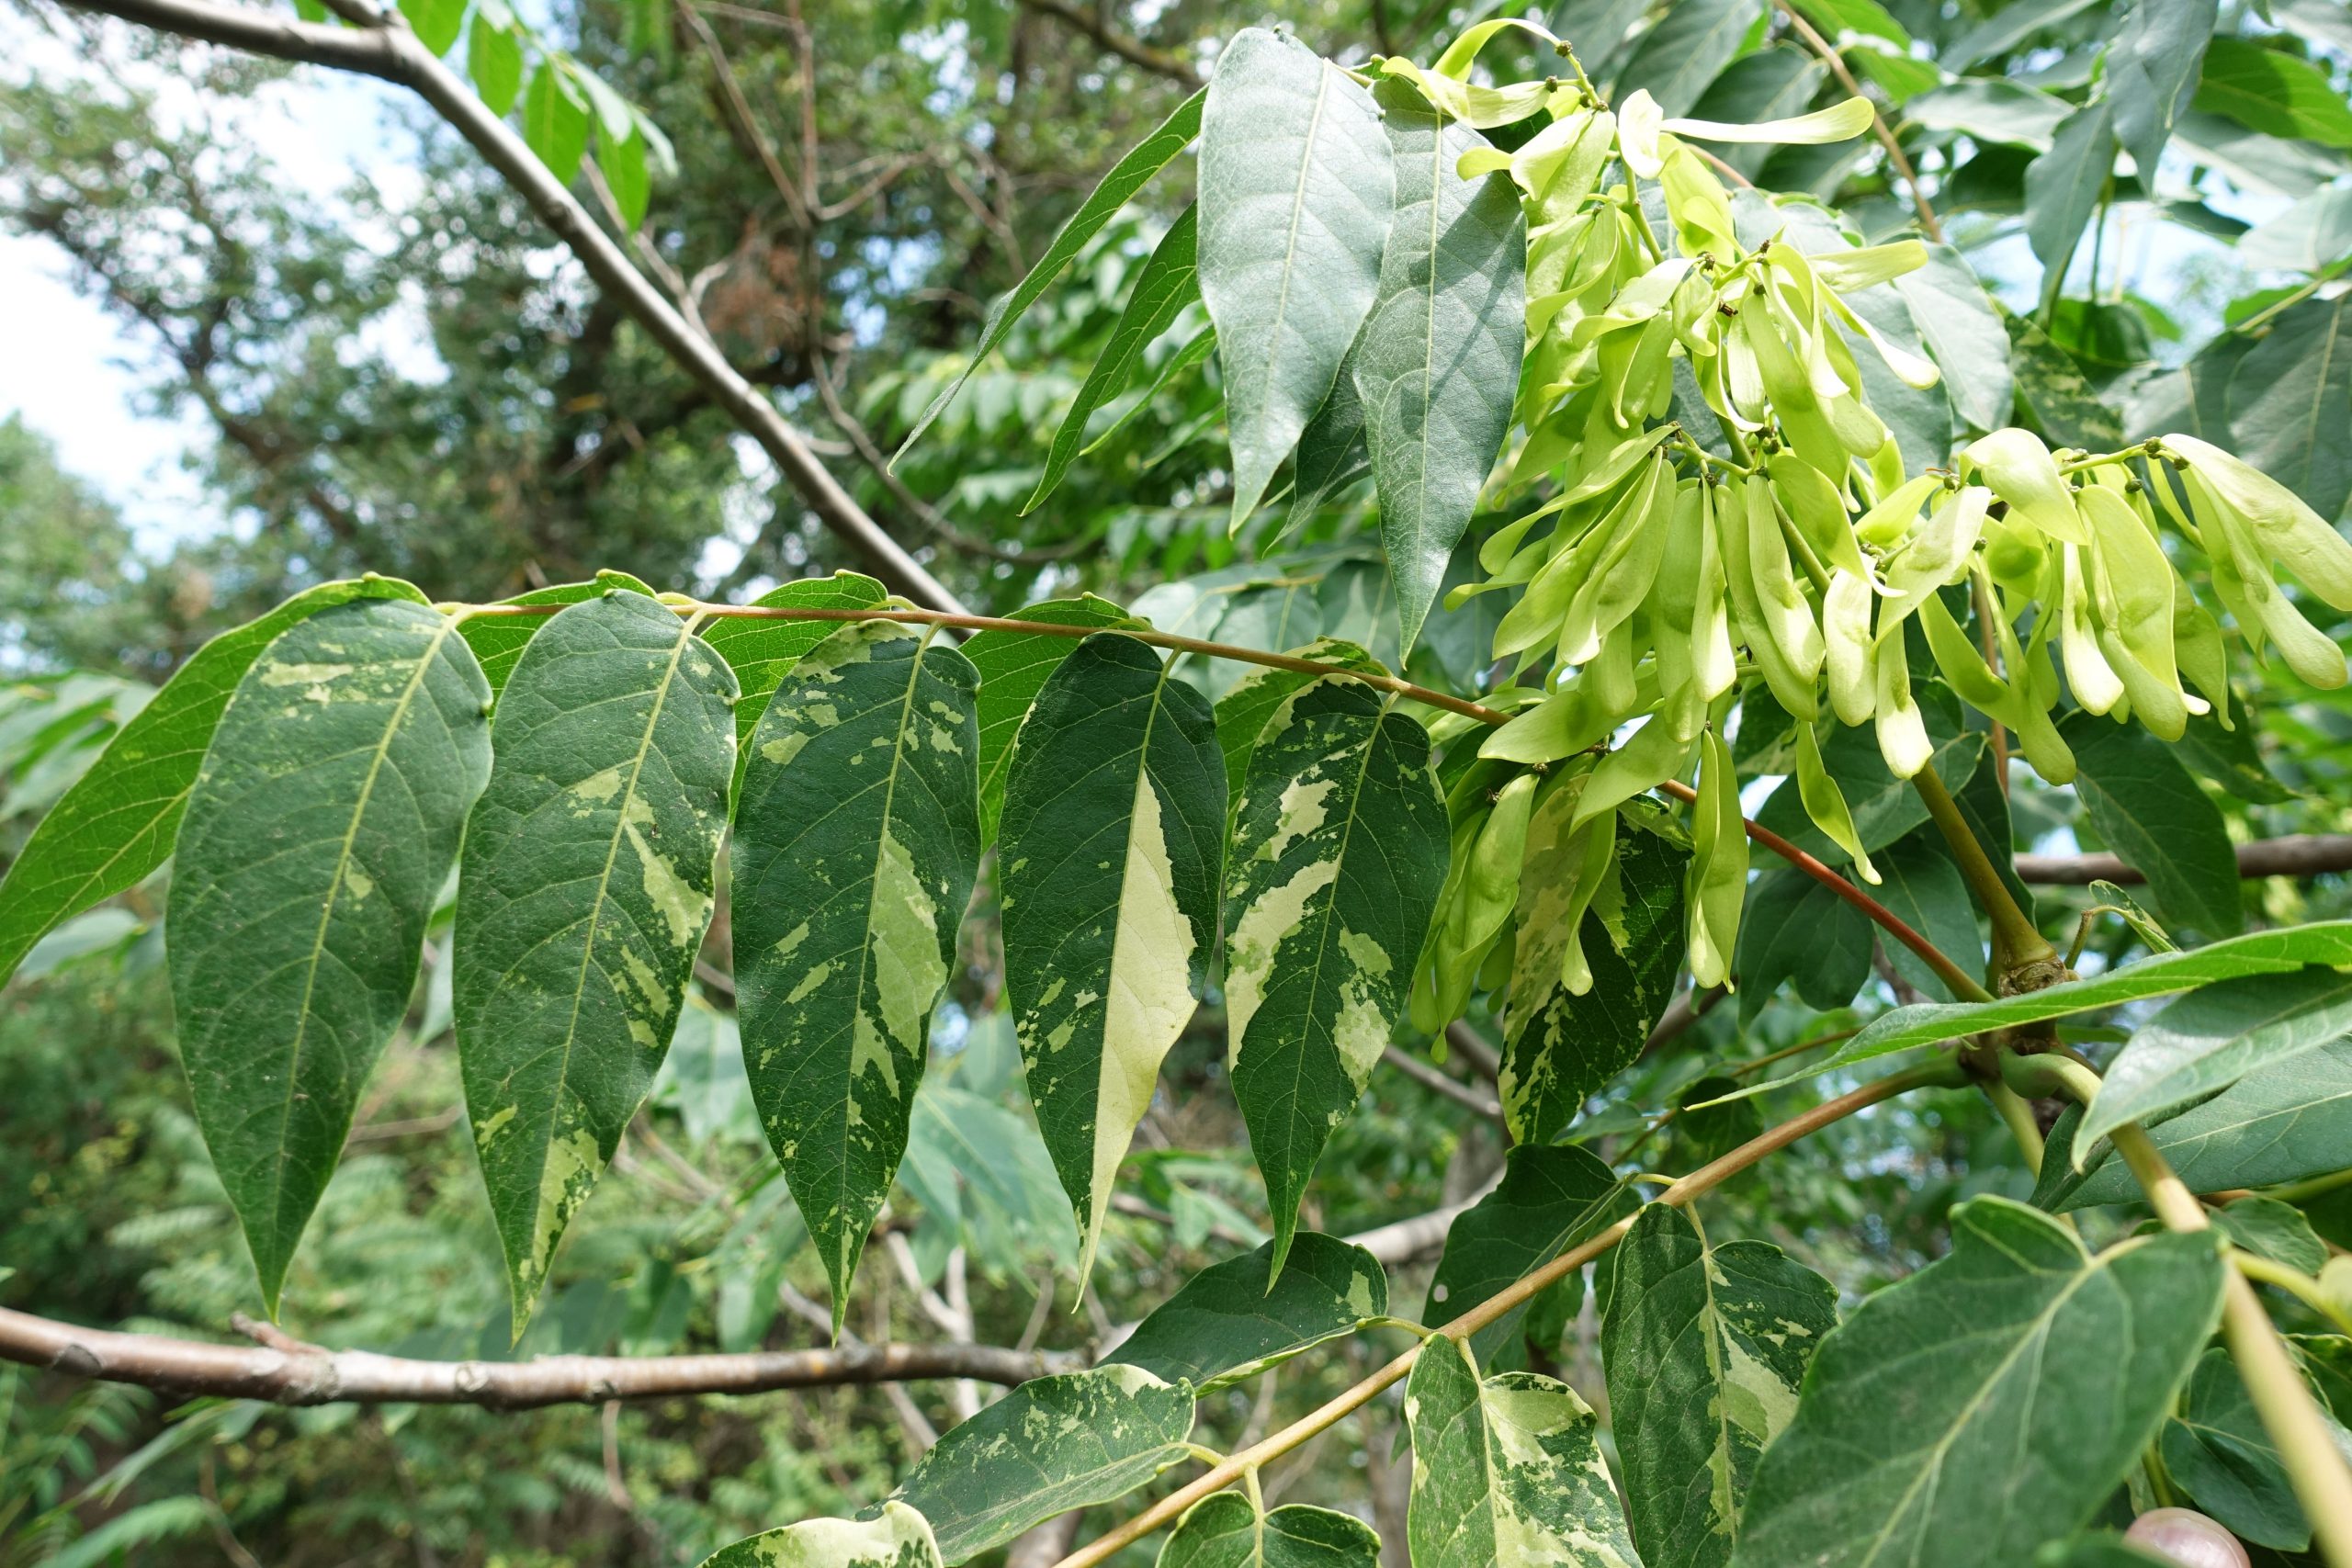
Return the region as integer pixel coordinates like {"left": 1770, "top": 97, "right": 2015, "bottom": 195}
{"left": 56, "top": 0, "right": 967, "bottom": 615}
{"left": 0, "top": 1305, "right": 1080, "bottom": 1409}
{"left": 2013, "top": 834, "right": 2352, "bottom": 886}
{"left": 1017, "top": 0, "right": 1201, "bottom": 88}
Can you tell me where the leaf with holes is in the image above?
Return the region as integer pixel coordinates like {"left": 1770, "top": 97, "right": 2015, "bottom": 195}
{"left": 999, "top": 634, "right": 1225, "bottom": 1282}
{"left": 730, "top": 621, "right": 980, "bottom": 1329}
{"left": 170, "top": 597, "right": 492, "bottom": 1311}
{"left": 455, "top": 592, "right": 737, "bottom": 1329}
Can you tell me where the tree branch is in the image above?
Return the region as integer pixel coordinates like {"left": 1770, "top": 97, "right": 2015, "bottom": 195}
{"left": 1768, "top": 0, "right": 1943, "bottom": 243}
{"left": 2015, "top": 834, "right": 2352, "bottom": 886}
{"left": 0, "top": 1305, "right": 1080, "bottom": 1409}
{"left": 1016, "top": 0, "right": 1201, "bottom": 89}
{"left": 59, "top": 0, "right": 968, "bottom": 615}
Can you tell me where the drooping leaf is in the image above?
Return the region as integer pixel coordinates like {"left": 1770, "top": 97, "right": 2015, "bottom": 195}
{"left": 170, "top": 597, "right": 492, "bottom": 1311}
{"left": 1731, "top": 1198, "right": 2226, "bottom": 1568}
{"left": 1869, "top": 832, "right": 1984, "bottom": 1003}
{"left": 1601, "top": 1203, "right": 1839, "bottom": 1568}
{"left": 1734, "top": 870, "right": 1874, "bottom": 1017}
{"left": 600, "top": 118, "right": 651, "bottom": 230}
{"left": 2047, "top": 1042, "right": 2352, "bottom": 1208}
{"left": 961, "top": 594, "right": 1136, "bottom": 841}
{"left": 1611, "top": 0, "right": 1768, "bottom": 118}
{"left": 698, "top": 571, "right": 890, "bottom": 754}
{"left": 522, "top": 59, "right": 592, "bottom": 183}
{"left": 888, "top": 1365, "right": 1194, "bottom": 1564}
{"left": 1210, "top": 638, "right": 1384, "bottom": 802}
{"left": 1198, "top": 27, "right": 1394, "bottom": 528}
{"left": 469, "top": 9, "right": 524, "bottom": 116}
{"left": 1226, "top": 677, "right": 1448, "bottom": 1272}
{"left": 2106, "top": 0, "right": 2218, "bottom": 180}
{"left": 1405, "top": 1336, "right": 1644, "bottom": 1568}
{"left": 1158, "top": 1495, "right": 1381, "bottom": 1568}
{"left": 1425, "top": 1144, "right": 1634, "bottom": 1364}
{"left": 2227, "top": 294, "right": 2352, "bottom": 525}
{"left": 1354, "top": 80, "right": 1525, "bottom": 650}
{"left": 998, "top": 634, "right": 1226, "bottom": 1281}
{"left": 0, "top": 578, "right": 419, "bottom": 987}
{"left": 1501, "top": 819, "right": 1690, "bottom": 1143}
{"left": 1763, "top": 923, "right": 2352, "bottom": 1091}
{"left": 1111, "top": 1232, "right": 1388, "bottom": 1390}
{"left": 398, "top": 0, "right": 465, "bottom": 54}
{"left": 455, "top": 592, "right": 738, "bottom": 1328}
{"left": 2162, "top": 1348, "right": 2352, "bottom": 1550}
{"left": 730, "top": 621, "right": 981, "bottom": 1329}
{"left": 2079, "top": 968, "right": 2352, "bottom": 1154}
{"left": 2024, "top": 102, "right": 2115, "bottom": 305}
{"left": 2058, "top": 711, "right": 2243, "bottom": 938}
{"left": 698, "top": 1502, "right": 944, "bottom": 1568}
{"left": 1287, "top": 334, "right": 1372, "bottom": 530}
{"left": 1892, "top": 243, "right": 2015, "bottom": 433}
{"left": 895, "top": 88, "right": 1205, "bottom": 461}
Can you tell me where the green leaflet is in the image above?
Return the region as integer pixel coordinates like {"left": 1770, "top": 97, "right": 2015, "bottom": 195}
{"left": 1287, "top": 333, "right": 1371, "bottom": 533}
{"left": 1891, "top": 243, "right": 2014, "bottom": 434}
{"left": 2106, "top": 0, "right": 2217, "bottom": 181}
{"left": 523, "top": 59, "right": 591, "bottom": 183}
{"left": 888, "top": 1364, "right": 1194, "bottom": 1564}
{"left": 1157, "top": 1494, "right": 1380, "bottom": 1568}
{"left": 1111, "top": 1232, "right": 1387, "bottom": 1390}
{"left": 169, "top": 597, "right": 492, "bottom": 1312}
{"left": 730, "top": 620, "right": 981, "bottom": 1329}
{"left": 2024, "top": 102, "right": 2115, "bottom": 304}
{"left": 1611, "top": 0, "right": 1766, "bottom": 118}
{"left": 2211, "top": 1195, "right": 2328, "bottom": 1275}
{"left": 1199, "top": 27, "right": 1394, "bottom": 528}
{"left": 1425, "top": 1144, "right": 1634, "bottom": 1366}
{"left": 454, "top": 592, "right": 738, "bottom": 1329}
{"left": 962, "top": 595, "right": 1136, "bottom": 842}
{"left": 1869, "top": 831, "right": 1985, "bottom": 1003}
{"left": 699, "top": 572, "right": 890, "bottom": 754}
{"left": 1501, "top": 820, "right": 1690, "bottom": 1145}
{"left": 2227, "top": 293, "right": 2352, "bottom": 525}
{"left": 0, "top": 577, "right": 420, "bottom": 987}
{"left": 1737, "top": 921, "right": 2352, "bottom": 1095}
{"left": 2161, "top": 1348, "right": 2352, "bottom": 1550}
{"left": 458, "top": 576, "right": 651, "bottom": 694}
{"left": 1405, "top": 1336, "right": 1643, "bottom": 1568}
{"left": 2078, "top": 967, "right": 2352, "bottom": 1155}
{"left": 1025, "top": 207, "right": 1200, "bottom": 514}
{"left": 1731, "top": 1198, "right": 2225, "bottom": 1568}
{"left": 2045, "top": 1043, "right": 2352, "bottom": 1209}
{"left": 998, "top": 634, "right": 1226, "bottom": 1283}
{"left": 699, "top": 1502, "right": 944, "bottom": 1568}
{"left": 1354, "top": 79, "right": 1525, "bottom": 650}
{"left": 2058, "top": 711, "right": 2243, "bottom": 938}
{"left": 1209, "top": 637, "right": 1384, "bottom": 802}
{"left": 895, "top": 88, "right": 1204, "bottom": 461}
{"left": 1225, "top": 677, "right": 1449, "bottom": 1273}
{"left": 1600, "top": 1204, "right": 1838, "bottom": 1568}
{"left": 1734, "top": 869, "right": 1873, "bottom": 1017}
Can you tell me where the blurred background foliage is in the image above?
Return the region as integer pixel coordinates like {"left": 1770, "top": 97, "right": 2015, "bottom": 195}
{"left": 6, "top": 0, "right": 2352, "bottom": 1561}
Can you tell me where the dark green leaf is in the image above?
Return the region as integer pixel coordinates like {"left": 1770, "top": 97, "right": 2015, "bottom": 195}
{"left": 1754, "top": 688, "right": 1982, "bottom": 864}
{"left": 1226, "top": 678, "right": 1448, "bottom": 1271}
{"left": 2081, "top": 968, "right": 2352, "bottom": 1151}
{"left": 2052, "top": 1042, "right": 2352, "bottom": 1208}
{"left": 1405, "top": 1336, "right": 1644, "bottom": 1568}
{"left": 171, "top": 598, "right": 492, "bottom": 1311}
{"left": 455, "top": 592, "right": 737, "bottom": 1327}
{"left": 1210, "top": 638, "right": 1383, "bottom": 802}
{"left": 888, "top": 1366, "right": 1193, "bottom": 1563}
{"left": 1159, "top": 1495, "right": 1380, "bottom": 1568}
{"left": 2227, "top": 294, "right": 2352, "bottom": 524}
{"left": 1199, "top": 28, "right": 1394, "bottom": 527}
{"left": 1941, "top": 0, "right": 2100, "bottom": 71}
{"left": 2025, "top": 102, "right": 2115, "bottom": 303}
{"left": 1612, "top": 0, "right": 1768, "bottom": 118}
{"left": 2163, "top": 1348, "right": 2352, "bottom": 1549}
{"left": 999, "top": 635, "right": 1225, "bottom": 1280}
{"left": 1736, "top": 871, "right": 1874, "bottom": 1018}
{"left": 1425, "top": 1143, "right": 1633, "bottom": 1365}
{"left": 895, "top": 88, "right": 1204, "bottom": 461}
{"left": 1356, "top": 81, "right": 1525, "bottom": 650}
{"left": 1602, "top": 1203, "right": 1839, "bottom": 1568}
{"left": 2172, "top": 708, "right": 2294, "bottom": 805}
{"left": 1287, "top": 333, "right": 1372, "bottom": 530}
{"left": 1907, "top": 80, "right": 2073, "bottom": 149}
{"left": 2029, "top": 1537, "right": 2173, "bottom": 1567}
{"left": 2194, "top": 38, "right": 2352, "bottom": 148}
{"left": 1024, "top": 208, "right": 1199, "bottom": 514}
{"left": 457, "top": 577, "right": 650, "bottom": 694}
{"left": 2211, "top": 1195, "right": 2329, "bottom": 1275}
{"left": 730, "top": 622, "right": 981, "bottom": 1328}
{"left": 698, "top": 1502, "right": 943, "bottom": 1568}
{"left": 0, "top": 579, "right": 418, "bottom": 987}
{"left": 1871, "top": 832, "right": 1984, "bottom": 1003}
{"left": 2060, "top": 711, "right": 2243, "bottom": 939}
{"left": 2007, "top": 310, "right": 2125, "bottom": 448}
{"left": 1111, "top": 1232, "right": 1387, "bottom": 1389}
{"left": 960, "top": 595, "right": 1136, "bottom": 842}
{"left": 1733, "top": 1198, "right": 2226, "bottom": 1568}
{"left": 1502, "top": 822, "right": 1690, "bottom": 1141}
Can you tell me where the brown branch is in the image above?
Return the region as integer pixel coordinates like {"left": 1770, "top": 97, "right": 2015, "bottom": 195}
{"left": 0, "top": 1306, "right": 1081, "bottom": 1409}
{"left": 1769, "top": 0, "right": 1944, "bottom": 243}
{"left": 1016, "top": 0, "right": 1201, "bottom": 89}
{"left": 2016, "top": 834, "right": 2352, "bottom": 886}
{"left": 1442, "top": 1020, "right": 1502, "bottom": 1083}
{"left": 60, "top": 0, "right": 968, "bottom": 615}
{"left": 1380, "top": 1044, "right": 1506, "bottom": 1124}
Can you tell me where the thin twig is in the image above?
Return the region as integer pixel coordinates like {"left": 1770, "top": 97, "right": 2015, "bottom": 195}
{"left": 1380, "top": 1044, "right": 1506, "bottom": 1124}
{"left": 1769, "top": 0, "right": 1943, "bottom": 243}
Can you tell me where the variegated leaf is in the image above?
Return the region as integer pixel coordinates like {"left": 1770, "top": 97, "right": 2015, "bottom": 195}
{"left": 999, "top": 633, "right": 1226, "bottom": 1283}
{"left": 1226, "top": 677, "right": 1449, "bottom": 1272}
{"left": 1158, "top": 1494, "right": 1381, "bottom": 1568}
{"left": 1209, "top": 637, "right": 1384, "bottom": 802}
{"left": 699, "top": 1501, "right": 943, "bottom": 1568}
{"left": 730, "top": 620, "right": 981, "bottom": 1330}
{"left": 1600, "top": 1203, "right": 1838, "bottom": 1568}
{"left": 962, "top": 595, "right": 1136, "bottom": 842}
{"left": 455, "top": 591, "right": 737, "bottom": 1329}
{"left": 890, "top": 1364, "right": 1195, "bottom": 1564}
{"left": 1405, "top": 1335, "right": 1643, "bottom": 1568}
{"left": 1112, "top": 1232, "right": 1387, "bottom": 1390}
{"left": 170, "top": 598, "right": 492, "bottom": 1311}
